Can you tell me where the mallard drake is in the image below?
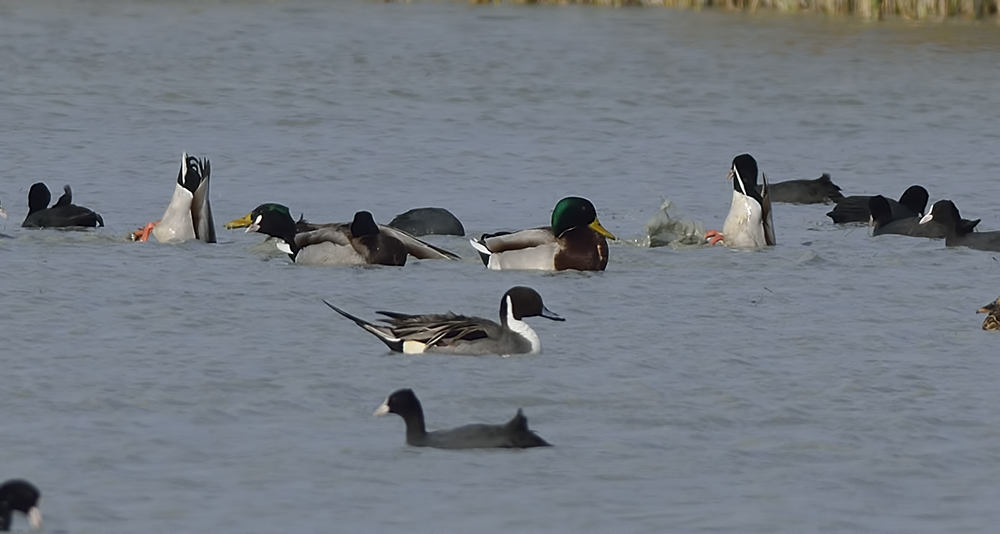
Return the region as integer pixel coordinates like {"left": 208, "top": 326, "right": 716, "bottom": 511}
{"left": 0, "top": 479, "right": 41, "bottom": 531}
{"left": 827, "top": 185, "right": 928, "bottom": 224}
{"left": 374, "top": 388, "right": 551, "bottom": 449}
{"left": 762, "top": 173, "right": 844, "bottom": 204}
{"left": 469, "top": 197, "right": 615, "bottom": 271}
{"left": 229, "top": 203, "right": 461, "bottom": 263}
{"left": 978, "top": 297, "right": 1000, "bottom": 331}
{"left": 706, "top": 154, "right": 775, "bottom": 248}
{"left": 324, "top": 286, "right": 564, "bottom": 355}
{"left": 133, "top": 153, "right": 215, "bottom": 243}
{"left": 920, "top": 200, "right": 1000, "bottom": 252}
{"left": 21, "top": 183, "right": 103, "bottom": 228}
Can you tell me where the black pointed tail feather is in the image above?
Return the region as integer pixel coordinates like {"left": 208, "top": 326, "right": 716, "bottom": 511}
{"left": 323, "top": 300, "right": 403, "bottom": 352}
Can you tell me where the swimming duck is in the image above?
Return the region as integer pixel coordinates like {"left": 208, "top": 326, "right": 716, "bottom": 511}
{"left": 0, "top": 479, "right": 41, "bottom": 531}
{"left": 762, "top": 173, "right": 844, "bottom": 204}
{"left": 869, "top": 195, "right": 949, "bottom": 238}
{"left": 374, "top": 388, "right": 551, "bottom": 449}
{"left": 705, "top": 154, "right": 775, "bottom": 248}
{"left": 324, "top": 286, "right": 564, "bottom": 355}
{"left": 231, "top": 203, "right": 460, "bottom": 263}
{"left": 21, "top": 183, "right": 103, "bottom": 228}
{"left": 978, "top": 297, "right": 1000, "bottom": 331}
{"left": 0, "top": 197, "right": 7, "bottom": 220}
{"left": 469, "top": 197, "right": 615, "bottom": 271}
{"left": 388, "top": 207, "right": 465, "bottom": 236}
{"left": 134, "top": 153, "right": 215, "bottom": 243}
{"left": 920, "top": 200, "right": 1000, "bottom": 252}
{"left": 245, "top": 205, "right": 411, "bottom": 265}
{"left": 827, "top": 185, "right": 928, "bottom": 224}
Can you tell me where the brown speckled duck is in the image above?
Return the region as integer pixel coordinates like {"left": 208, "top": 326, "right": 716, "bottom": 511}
{"left": 978, "top": 297, "right": 1000, "bottom": 331}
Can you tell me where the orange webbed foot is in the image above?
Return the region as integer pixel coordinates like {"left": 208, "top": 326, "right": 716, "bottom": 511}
{"left": 132, "top": 221, "right": 160, "bottom": 242}
{"left": 705, "top": 229, "right": 725, "bottom": 246}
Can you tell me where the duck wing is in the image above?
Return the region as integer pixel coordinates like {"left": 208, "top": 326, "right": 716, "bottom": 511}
{"left": 294, "top": 224, "right": 352, "bottom": 248}
{"left": 375, "top": 225, "right": 461, "bottom": 260}
{"left": 376, "top": 311, "right": 497, "bottom": 346}
{"left": 761, "top": 174, "right": 776, "bottom": 246}
{"left": 191, "top": 160, "right": 216, "bottom": 243}
{"left": 475, "top": 228, "right": 557, "bottom": 253}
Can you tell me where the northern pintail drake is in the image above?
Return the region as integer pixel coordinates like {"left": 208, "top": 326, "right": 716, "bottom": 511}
{"left": 827, "top": 185, "right": 928, "bottom": 224}
{"left": 920, "top": 200, "right": 1000, "bottom": 251}
{"left": 22, "top": 183, "right": 103, "bottom": 228}
{"left": 388, "top": 207, "right": 465, "bottom": 236}
{"left": 324, "top": 286, "right": 564, "bottom": 355}
{"left": 134, "top": 153, "right": 216, "bottom": 243}
{"left": 230, "top": 203, "right": 460, "bottom": 264}
{"left": 470, "top": 196, "right": 615, "bottom": 271}
{"left": 706, "top": 154, "right": 775, "bottom": 248}
{"left": 0, "top": 479, "right": 42, "bottom": 531}
{"left": 763, "top": 173, "right": 844, "bottom": 204}
{"left": 374, "top": 388, "right": 551, "bottom": 449}
{"left": 978, "top": 296, "right": 1000, "bottom": 331}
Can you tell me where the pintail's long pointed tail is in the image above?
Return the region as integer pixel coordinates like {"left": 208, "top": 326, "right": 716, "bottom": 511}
{"left": 323, "top": 300, "right": 404, "bottom": 352}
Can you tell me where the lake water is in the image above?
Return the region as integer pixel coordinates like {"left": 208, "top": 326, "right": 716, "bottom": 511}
{"left": 3, "top": 1, "right": 1000, "bottom": 532}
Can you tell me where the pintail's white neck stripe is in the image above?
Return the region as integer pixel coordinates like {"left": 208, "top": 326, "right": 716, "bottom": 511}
{"left": 504, "top": 295, "right": 541, "bottom": 354}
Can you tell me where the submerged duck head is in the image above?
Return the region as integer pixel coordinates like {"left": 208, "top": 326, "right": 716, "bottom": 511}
{"left": 728, "top": 154, "right": 764, "bottom": 203}
{"left": 178, "top": 153, "right": 210, "bottom": 195}
{"left": 0, "top": 478, "right": 42, "bottom": 531}
{"left": 350, "top": 210, "right": 380, "bottom": 238}
{"left": 551, "top": 197, "right": 615, "bottom": 240}
{"left": 500, "top": 286, "right": 565, "bottom": 325}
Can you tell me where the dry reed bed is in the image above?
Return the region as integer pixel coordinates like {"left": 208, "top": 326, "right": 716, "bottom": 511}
{"left": 466, "top": 0, "right": 999, "bottom": 20}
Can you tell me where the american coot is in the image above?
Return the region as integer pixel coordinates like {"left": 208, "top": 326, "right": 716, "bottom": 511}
{"left": 705, "top": 154, "right": 775, "bottom": 248}
{"left": 374, "top": 388, "right": 551, "bottom": 449}
{"left": 21, "top": 183, "right": 103, "bottom": 228}
{"left": 469, "top": 196, "right": 616, "bottom": 271}
{"left": 920, "top": 200, "right": 1000, "bottom": 252}
{"left": 869, "top": 195, "right": 945, "bottom": 238}
{"left": 978, "top": 297, "right": 1000, "bottom": 331}
{"left": 761, "top": 173, "right": 844, "bottom": 204}
{"left": 134, "top": 153, "right": 216, "bottom": 243}
{"left": 388, "top": 207, "right": 465, "bottom": 237}
{"left": 0, "top": 479, "right": 41, "bottom": 531}
{"left": 226, "top": 203, "right": 460, "bottom": 262}
{"left": 324, "top": 286, "right": 564, "bottom": 355}
{"left": 827, "top": 185, "right": 929, "bottom": 224}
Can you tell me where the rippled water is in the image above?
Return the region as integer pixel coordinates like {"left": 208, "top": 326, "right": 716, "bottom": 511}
{"left": 3, "top": 1, "right": 1000, "bottom": 532}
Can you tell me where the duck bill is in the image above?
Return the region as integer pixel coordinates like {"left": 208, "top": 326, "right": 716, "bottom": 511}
{"left": 588, "top": 218, "right": 616, "bottom": 240}
{"left": 918, "top": 213, "right": 934, "bottom": 225}
{"left": 373, "top": 399, "right": 390, "bottom": 417}
{"left": 0, "top": 207, "right": 7, "bottom": 219}
{"left": 224, "top": 212, "right": 254, "bottom": 230}
{"left": 540, "top": 305, "right": 565, "bottom": 322}
{"left": 978, "top": 302, "right": 999, "bottom": 314}
{"left": 28, "top": 506, "right": 42, "bottom": 530}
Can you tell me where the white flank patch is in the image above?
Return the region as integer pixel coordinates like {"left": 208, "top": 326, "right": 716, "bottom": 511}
{"left": 28, "top": 506, "right": 42, "bottom": 530}
{"left": 919, "top": 212, "right": 934, "bottom": 224}
{"left": 402, "top": 340, "right": 427, "bottom": 354}
{"left": 373, "top": 400, "right": 390, "bottom": 417}
{"left": 276, "top": 241, "right": 293, "bottom": 254}
{"left": 505, "top": 295, "right": 541, "bottom": 353}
